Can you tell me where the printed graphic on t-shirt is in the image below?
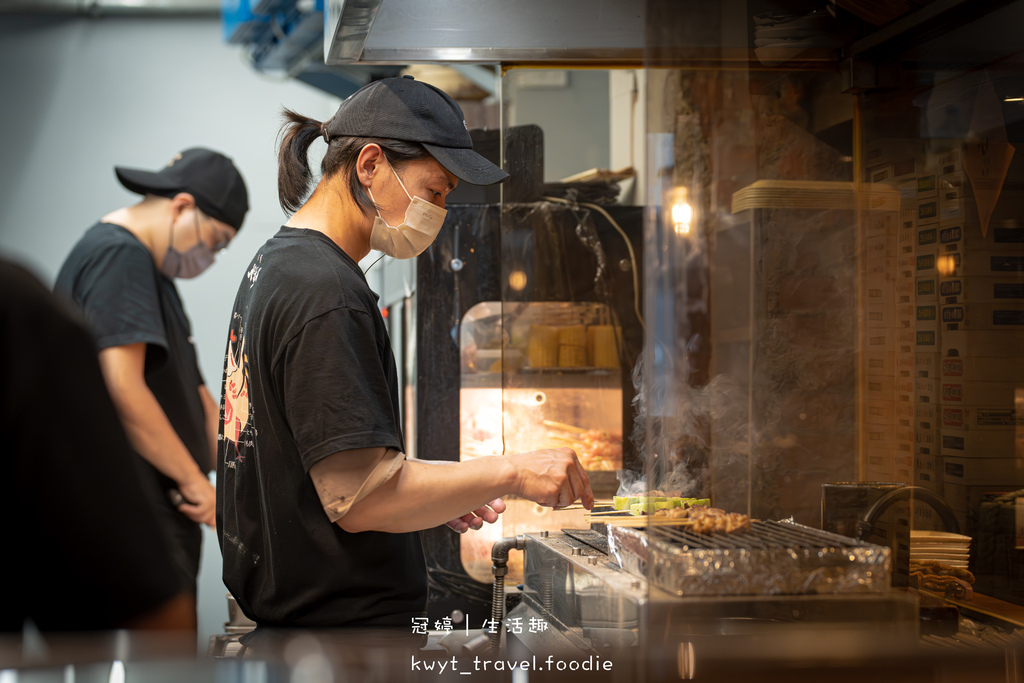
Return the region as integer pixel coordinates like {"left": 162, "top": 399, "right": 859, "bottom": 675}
{"left": 222, "top": 322, "right": 252, "bottom": 458}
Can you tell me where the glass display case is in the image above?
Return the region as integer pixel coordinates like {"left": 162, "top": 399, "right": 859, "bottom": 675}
{"left": 635, "top": 0, "right": 1023, "bottom": 642}
{"left": 400, "top": 0, "right": 1024, "bottom": 675}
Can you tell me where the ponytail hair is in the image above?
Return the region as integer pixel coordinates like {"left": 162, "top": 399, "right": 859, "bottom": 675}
{"left": 276, "top": 107, "right": 434, "bottom": 216}
{"left": 277, "top": 109, "right": 324, "bottom": 215}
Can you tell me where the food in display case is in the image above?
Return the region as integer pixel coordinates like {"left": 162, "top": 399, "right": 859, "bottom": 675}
{"left": 457, "top": 301, "right": 626, "bottom": 583}
{"left": 459, "top": 301, "right": 624, "bottom": 472}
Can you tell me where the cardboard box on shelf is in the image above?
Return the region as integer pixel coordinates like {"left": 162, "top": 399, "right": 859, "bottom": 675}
{"left": 939, "top": 276, "right": 1024, "bottom": 304}
{"left": 916, "top": 408, "right": 938, "bottom": 431}
{"left": 898, "top": 180, "right": 917, "bottom": 203}
{"left": 943, "top": 456, "right": 1024, "bottom": 486}
{"left": 866, "top": 399, "right": 896, "bottom": 425}
{"left": 941, "top": 405, "right": 1024, "bottom": 430}
{"left": 915, "top": 352, "right": 940, "bottom": 378}
{"left": 915, "top": 245, "right": 940, "bottom": 278}
{"left": 866, "top": 328, "right": 899, "bottom": 350}
{"left": 867, "top": 235, "right": 898, "bottom": 279}
{"left": 867, "top": 376, "right": 896, "bottom": 401}
{"left": 867, "top": 301, "right": 901, "bottom": 328}
{"left": 865, "top": 139, "right": 923, "bottom": 170}
{"left": 940, "top": 380, "right": 1020, "bottom": 405}
{"left": 944, "top": 482, "right": 1013, "bottom": 513}
{"left": 941, "top": 302, "right": 1024, "bottom": 331}
{"left": 865, "top": 351, "right": 896, "bottom": 377}
{"left": 915, "top": 465, "right": 944, "bottom": 495}
{"left": 865, "top": 208, "right": 898, "bottom": 240}
{"left": 938, "top": 220, "right": 1024, "bottom": 249}
{"left": 867, "top": 163, "right": 894, "bottom": 185}
{"left": 939, "top": 199, "right": 974, "bottom": 226}
{"left": 915, "top": 452, "right": 941, "bottom": 476}
{"left": 896, "top": 398, "right": 916, "bottom": 425}
{"left": 896, "top": 370, "right": 915, "bottom": 396}
{"left": 897, "top": 301, "right": 915, "bottom": 326}
{"left": 915, "top": 328, "right": 938, "bottom": 349}
{"left": 916, "top": 303, "right": 939, "bottom": 331}
{"left": 917, "top": 225, "right": 939, "bottom": 249}
{"left": 917, "top": 198, "right": 939, "bottom": 226}
{"left": 897, "top": 424, "right": 915, "bottom": 444}
{"left": 898, "top": 203, "right": 917, "bottom": 233}
{"left": 896, "top": 251, "right": 917, "bottom": 282}
{"left": 916, "top": 400, "right": 938, "bottom": 422}
{"left": 867, "top": 261, "right": 898, "bottom": 283}
{"left": 866, "top": 423, "right": 897, "bottom": 444}
{"left": 916, "top": 377, "right": 938, "bottom": 404}
{"left": 865, "top": 284, "right": 892, "bottom": 306}
{"left": 940, "top": 250, "right": 1024, "bottom": 278}
{"left": 914, "top": 452, "right": 944, "bottom": 496}
{"left": 896, "top": 274, "right": 915, "bottom": 299}
{"left": 893, "top": 156, "right": 918, "bottom": 181}
{"left": 940, "top": 428, "right": 1021, "bottom": 458}
{"left": 915, "top": 426, "right": 940, "bottom": 451}
{"left": 897, "top": 328, "right": 916, "bottom": 349}
{"left": 865, "top": 450, "right": 894, "bottom": 480}
{"left": 926, "top": 145, "right": 964, "bottom": 174}
{"left": 942, "top": 329, "right": 1024, "bottom": 357}
{"left": 940, "top": 355, "right": 1024, "bottom": 382}
{"left": 917, "top": 174, "right": 938, "bottom": 201}
{"left": 915, "top": 276, "right": 937, "bottom": 302}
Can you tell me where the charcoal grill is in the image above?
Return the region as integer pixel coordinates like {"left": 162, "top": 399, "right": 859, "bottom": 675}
{"left": 503, "top": 525, "right": 919, "bottom": 674}
{"left": 609, "top": 519, "right": 892, "bottom": 597}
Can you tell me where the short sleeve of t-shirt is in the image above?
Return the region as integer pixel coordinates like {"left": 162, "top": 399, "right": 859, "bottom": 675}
{"left": 77, "top": 242, "right": 168, "bottom": 353}
{"left": 280, "top": 307, "right": 403, "bottom": 470}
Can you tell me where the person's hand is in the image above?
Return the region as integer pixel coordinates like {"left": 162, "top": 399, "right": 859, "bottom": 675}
{"left": 510, "top": 448, "right": 594, "bottom": 510}
{"left": 446, "top": 498, "right": 506, "bottom": 534}
{"left": 177, "top": 474, "right": 216, "bottom": 527}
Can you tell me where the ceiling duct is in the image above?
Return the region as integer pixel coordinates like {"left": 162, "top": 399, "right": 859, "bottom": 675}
{"left": 324, "top": 0, "right": 644, "bottom": 65}
{"left": 0, "top": 0, "right": 219, "bottom": 14}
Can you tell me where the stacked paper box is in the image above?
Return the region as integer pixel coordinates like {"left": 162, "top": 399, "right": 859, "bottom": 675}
{"left": 862, "top": 141, "right": 925, "bottom": 485}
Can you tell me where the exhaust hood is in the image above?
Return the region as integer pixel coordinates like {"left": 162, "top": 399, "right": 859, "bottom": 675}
{"left": 324, "top": 0, "right": 644, "bottom": 65}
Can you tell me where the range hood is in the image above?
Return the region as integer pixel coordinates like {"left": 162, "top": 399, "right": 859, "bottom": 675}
{"left": 324, "top": 0, "right": 644, "bottom": 65}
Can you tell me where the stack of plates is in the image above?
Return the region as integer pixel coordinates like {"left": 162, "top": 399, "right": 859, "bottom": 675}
{"left": 910, "top": 530, "right": 972, "bottom": 568}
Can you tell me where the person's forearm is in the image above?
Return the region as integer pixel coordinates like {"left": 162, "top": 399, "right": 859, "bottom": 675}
{"left": 110, "top": 382, "right": 207, "bottom": 487}
{"left": 339, "top": 457, "right": 517, "bottom": 534}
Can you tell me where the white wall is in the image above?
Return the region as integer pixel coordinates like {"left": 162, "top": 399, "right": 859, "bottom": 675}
{"left": 0, "top": 14, "right": 339, "bottom": 652}
{"left": 609, "top": 69, "right": 647, "bottom": 205}
{"left": 504, "top": 69, "right": 610, "bottom": 182}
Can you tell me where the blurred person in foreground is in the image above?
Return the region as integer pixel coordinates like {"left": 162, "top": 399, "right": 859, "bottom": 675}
{"left": 54, "top": 149, "right": 248, "bottom": 614}
{"left": 217, "top": 76, "right": 593, "bottom": 633}
{"left": 1, "top": 258, "right": 193, "bottom": 635}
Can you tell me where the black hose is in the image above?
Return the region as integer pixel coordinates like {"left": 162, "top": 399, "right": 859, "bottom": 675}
{"left": 489, "top": 535, "right": 526, "bottom": 654}
{"left": 857, "top": 485, "right": 961, "bottom": 539}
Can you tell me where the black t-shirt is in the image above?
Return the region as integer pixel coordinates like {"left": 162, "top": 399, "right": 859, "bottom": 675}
{"left": 0, "top": 259, "right": 181, "bottom": 631}
{"left": 54, "top": 222, "right": 210, "bottom": 490}
{"left": 217, "top": 226, "right": 426, "bottom": 629}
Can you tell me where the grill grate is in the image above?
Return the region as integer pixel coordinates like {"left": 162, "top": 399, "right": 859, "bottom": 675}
{"left": 609, "top": 520, "right": 892, "bottom": 596}
{"left": 650, "top": 520, "right": 876, "bottom": 552}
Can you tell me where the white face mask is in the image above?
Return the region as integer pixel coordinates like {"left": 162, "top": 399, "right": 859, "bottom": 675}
{"left": 366, "top": 160, "right": 448, "bottom": 260}
{"left": 160, "top": 210, "right": 215, "bottom": 279}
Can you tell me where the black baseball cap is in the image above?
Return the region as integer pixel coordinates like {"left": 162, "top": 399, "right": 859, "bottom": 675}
{"left": 115, "top": 148, "right": 249, "bottom": 231}
{"left": 325, "top": 76, "right": 509, "bottom": 186}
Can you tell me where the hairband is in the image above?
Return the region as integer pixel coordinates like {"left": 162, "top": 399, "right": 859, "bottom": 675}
{"left": 320, "top": 123, "right": 331, "bottom": 144}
